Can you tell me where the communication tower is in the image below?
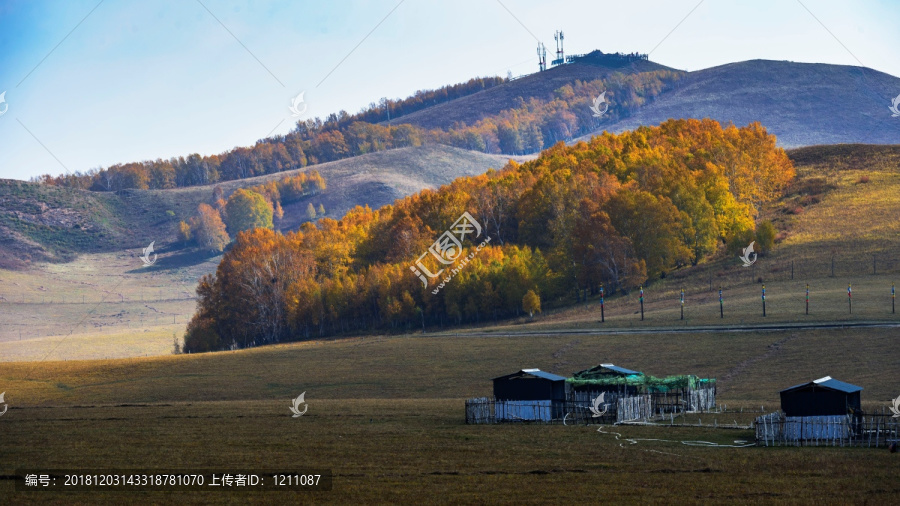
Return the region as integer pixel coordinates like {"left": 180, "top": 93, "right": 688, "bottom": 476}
{"left": 552, "top": 30, "right": 565, "bottom": 66}
{"left": 537, "top": 42, "right": 547, "bottom": 71}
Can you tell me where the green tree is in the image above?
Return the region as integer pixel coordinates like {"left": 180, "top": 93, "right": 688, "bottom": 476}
{"left": 755, "top": 220, "right": 776, "bottom": 253}
{"left": 306, "top": 202, "right": 317, "bottom": 220}
{"left": 497, "top": 121, "right": 523, "bottom": 155}
{"left": 224, "top": 189, "right": 274, "bottom": 235}
{"left": 317, "top": 203, "right": 326, "bottom": 216}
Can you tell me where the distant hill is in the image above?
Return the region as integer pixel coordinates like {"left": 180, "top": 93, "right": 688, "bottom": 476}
{"left": 584, "top": 60, "right": 900, "bottom": 147}
{"left": 392, "top": 54, "right": 674, "bottom": 130}
{"left": 0, "top": 145, "right": 524, "bottom": 268}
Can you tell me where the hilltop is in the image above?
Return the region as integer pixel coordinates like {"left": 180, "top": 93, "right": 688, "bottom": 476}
{"left": 393, "top": 52, "right": 673, "bottom": 130}
{"left": 589, "top": 60, "right": 900, "bottom": 147}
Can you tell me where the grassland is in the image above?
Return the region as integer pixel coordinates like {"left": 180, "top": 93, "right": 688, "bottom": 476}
{"left": 0, "top": 250, "right": 214, "bottom": 360}
{"left": 1, "top": 325, "right": 898, "bottom": 504}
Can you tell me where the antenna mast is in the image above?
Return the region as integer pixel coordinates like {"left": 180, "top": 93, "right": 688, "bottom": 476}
{"left": 537, "top": 42, "right": 547, "bottom": 71}
{"left": 552, "top": 30, "right": 565, "bottom": 66}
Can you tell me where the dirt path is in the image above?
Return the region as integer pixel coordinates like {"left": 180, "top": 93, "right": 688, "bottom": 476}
{"left": 433, "top": 321, "right": 900, "bottom": 338}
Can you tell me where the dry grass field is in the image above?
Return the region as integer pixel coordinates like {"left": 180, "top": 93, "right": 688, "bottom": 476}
{"left": 0, "top": 250, "right": 213, "bottom": 360}
{"left": 1, "top": 325, "right": 899, "bottom": 504}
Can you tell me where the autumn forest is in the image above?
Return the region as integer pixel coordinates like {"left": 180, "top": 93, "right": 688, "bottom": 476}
{"left": 183, "top": 119, "right": 794, "bottom": 352}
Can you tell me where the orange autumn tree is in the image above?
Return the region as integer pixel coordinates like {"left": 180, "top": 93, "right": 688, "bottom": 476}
{"left": 185, "top": 119, "right": 794, "bottom": 352}
{"left": 193, "top": 204, "right": 230, "bottom": 252}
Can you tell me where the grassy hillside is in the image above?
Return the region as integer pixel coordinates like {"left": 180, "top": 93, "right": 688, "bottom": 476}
{"left": 0, "top": 145, "right": 524, "bottom": 268}
{"left": 2, "top": 325, "right": 898, "bottom": 405}
{"left": 0, "top": 180, "right": 125, "bottom": 268}
{"left": 587, "top": 60, "right": 900, "bottom": 147}
{"left": 393, "top": 57, "right": 673, "bottom": 130}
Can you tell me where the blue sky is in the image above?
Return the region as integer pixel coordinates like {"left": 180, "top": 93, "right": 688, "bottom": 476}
{"left": 1, "top": 0, "right": 898, "bottom": 181}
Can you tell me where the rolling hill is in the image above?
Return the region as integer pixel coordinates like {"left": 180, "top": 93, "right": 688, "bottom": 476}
{"left": 392, "top": 52, "right": 674, "bottom": 130}
{"left": 0, "top": 145, "right": 526, "bottom": 268}
{"left": 587, "top": 60, "right": 900, "bottom": 147}
{"left": 4, "top": 55, "right": 900, "bottom": 270}
{"left": 378, "top": 56, "right": 900, "bottom": 148}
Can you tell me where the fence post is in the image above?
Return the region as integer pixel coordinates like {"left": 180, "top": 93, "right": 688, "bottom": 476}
{"left": 600, "top": 284, "right": 605, "bottom": 323}
{"left": 876, "top": 416, "right": 881, "bottom": 448}
{"left": 719, "top": 288, "right": 724, "bottom": 318}
{"left": 762, "top": 284, "right": 766, "bottom": 317}
{"left": 639, "top": 285, "right": 644, "bottom": 321}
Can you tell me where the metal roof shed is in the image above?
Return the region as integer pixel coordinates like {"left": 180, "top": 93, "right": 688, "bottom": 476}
{"left": 492, "top": 369, "right": 568, "bottom": 401}
{"left": 577, "top": 363, "right": 643, "bottom": 376}
{"left": 780, "top": 376, "right": 863, "bottom": 417}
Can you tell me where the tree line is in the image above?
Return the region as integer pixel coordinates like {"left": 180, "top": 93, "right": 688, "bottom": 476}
{"left": 35, "top": 71, "right": 681, "bottom": 192}
{"left": 184, "top": 119, "right": 794, "bottom": 352}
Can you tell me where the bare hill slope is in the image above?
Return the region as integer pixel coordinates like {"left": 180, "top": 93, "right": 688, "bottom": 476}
{"left": 585, "top": 60, "right": 900, "bottom": 147}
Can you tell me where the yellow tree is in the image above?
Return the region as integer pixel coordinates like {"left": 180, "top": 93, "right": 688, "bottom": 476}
{"left": 194, "top": 204, "right": 229, "bottom": 252}
{"left": 522, "top": 290, "right": 541, "bottom": 318}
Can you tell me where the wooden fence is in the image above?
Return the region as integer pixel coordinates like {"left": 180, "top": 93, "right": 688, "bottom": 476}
{"left": 755, "top": 412, "right": 900, "bottom": 447}
{"left": 465, "top": 384, "right": 716, "bottom": 425}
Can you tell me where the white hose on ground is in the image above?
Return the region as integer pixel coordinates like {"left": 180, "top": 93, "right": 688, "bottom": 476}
{"left": 597, "top": 426, "right": 754, "bottom": 448}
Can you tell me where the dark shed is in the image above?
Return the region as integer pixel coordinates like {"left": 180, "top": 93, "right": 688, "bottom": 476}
{"left": 492, "top": 369, "right": 567, "bottom": 401}
{"left": 568, "top": 363, "right": 645, "bottom": 395}
{"left": 780, "top": 376, "right": 863, "bottom": 417}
